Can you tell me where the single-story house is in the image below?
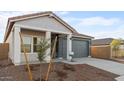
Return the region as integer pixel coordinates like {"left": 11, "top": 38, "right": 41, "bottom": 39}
{"left": 91, "top": 38, "right": 124, "bottom": 59}
{"left": 4, "top": 11, "right": 93, "bottom": 65}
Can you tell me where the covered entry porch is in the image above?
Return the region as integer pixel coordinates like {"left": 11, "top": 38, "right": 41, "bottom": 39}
{"left": 13, "top": 26, "right": 72, "bottom": 65}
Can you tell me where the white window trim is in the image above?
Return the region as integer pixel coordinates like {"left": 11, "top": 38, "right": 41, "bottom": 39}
{"left": 21, "top": 35, "right": 32, "bottom": 53}
{"left": 21, "top": 34, "right": 44, "bottom": 54}
{"left": 32, "top": 36, "right": 43, "bottom": 53}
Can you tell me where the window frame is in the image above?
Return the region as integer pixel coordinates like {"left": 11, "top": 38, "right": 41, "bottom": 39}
{"left": 21, "top": 34, "right": 44, "bottom": 54}
{"left": 21, "top": 35, "right": 32, "bottom": 53}
{"left": 33, "top": 36, "right": 43, "bottom": 53}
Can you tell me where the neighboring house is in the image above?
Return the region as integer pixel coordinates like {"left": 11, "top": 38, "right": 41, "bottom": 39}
{"left": 91, "top": 38, "right": 124, "bottom": 59}
{"left": 4, "top": 11, "right": 93, "bottom": 65}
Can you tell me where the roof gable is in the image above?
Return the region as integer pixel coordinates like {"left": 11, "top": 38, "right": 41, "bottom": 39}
{"left": 15, "top": 15, "right": 73, "bottom": 34}
{"left": 4, "top": 11, "right": 93, "bottom": 42}
{"left": 4, "top": 12, "right": 78, "bottom": 42}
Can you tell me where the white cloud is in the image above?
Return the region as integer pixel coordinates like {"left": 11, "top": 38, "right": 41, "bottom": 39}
{"left": 75, "top": 24, "right": 124, "bottom": 39}
{"left": 78, "top": 17, "right": 120, "bottom": 26}
{"left": 63, "top": 17, "right": 122, "bottom": 26}
{"left": 92, "top": 25, "right": 124, "bottom": 39}
{"left": 62, "top": 16, "right": 124, "bottom": 39}
{"left": 55, "top": 11, "right": 70, "bottom": 16}
{"left": 0, "top": 15, "right": 8, "bottom": 42}
{"left": 62, "top": 17, "right": 81, "bottom": 23}
{"left": 63, "top": 16, "right": 120, "bottom": 26}
{"left": 0, "top": 11, "right": 37, "bottom": 42}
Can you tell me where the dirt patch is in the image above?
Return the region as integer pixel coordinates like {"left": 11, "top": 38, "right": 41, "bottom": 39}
{"left": 0, "top": 59, "right": 13, "bottom": 69}
{"left": 0, "top": 59, "right": 119, "bottom": 81}
{"left": 63, "top": 64, "right": 75, "bottom": 71}
{"left": 55, "top": 70, "right": 67, "bottom": 80}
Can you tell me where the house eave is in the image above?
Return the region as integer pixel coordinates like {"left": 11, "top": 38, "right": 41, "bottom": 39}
{"left": 4, "top": 11, "right": 94, "bottom": 42}
{"left": 4, "top": 11, "right": 79, "bottom": 42}
{"left": 72, "top": 33, "right": 94, "bottom": 39}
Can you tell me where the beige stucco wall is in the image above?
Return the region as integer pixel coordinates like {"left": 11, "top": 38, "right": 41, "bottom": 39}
{"left": 21, "top": 53, "right": 40, "bottom": 64}
{"left": 17, "top": 15, "right": 73, "bottom": 64}
{"left": 5, "top": 31, "right": 14, "bottom": 62}
{"left": 15, "top": 16, "right": 72, "bottom": 34}
{"left": 20, "top": 29, "right": 45, "bottom": 64}
{"left": 7, "top": 15, "right": 73, "bottom": 65}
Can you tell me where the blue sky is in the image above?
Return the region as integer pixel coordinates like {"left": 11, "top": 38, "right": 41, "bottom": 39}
{"left": 0, "top": 11, "right": 124, "bottom": 42}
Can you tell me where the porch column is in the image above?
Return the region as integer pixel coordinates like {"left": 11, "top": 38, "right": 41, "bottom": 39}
{"left": 45, "top": 31, "right": 51, "bottom": 62}
{"left": 67, "top": 34, "right": 72, "bottom": 61}
{"left": 13, "top": 26, "right": 21, "bottom": 65}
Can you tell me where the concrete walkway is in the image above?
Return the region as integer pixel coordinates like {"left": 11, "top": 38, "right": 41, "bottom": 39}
{"left": 57, "top": 58, "right": 124, "bottom": 80}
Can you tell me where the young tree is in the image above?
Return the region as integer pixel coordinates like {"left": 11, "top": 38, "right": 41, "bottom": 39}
{"left": 111, "top": 39, "right": 122, "bottom": 58}
{"left": 37, "top": 38, "right": 51, "bottom": 81}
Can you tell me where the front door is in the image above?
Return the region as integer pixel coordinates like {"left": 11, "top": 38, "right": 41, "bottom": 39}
{"left": 58, "top": 35, "right": 67, "bottom": 59}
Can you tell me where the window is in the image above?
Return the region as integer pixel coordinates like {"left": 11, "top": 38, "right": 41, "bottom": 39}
{"left": 21, "top": 36, "right": 32, "bottom": 53}
{"left": 33, "top": 37, "right": 42, "bottom": 52}
{"left": 21, "top": 36, "right": 43, "bottom": 53}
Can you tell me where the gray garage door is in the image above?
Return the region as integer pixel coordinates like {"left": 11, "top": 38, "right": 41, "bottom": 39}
{"left": 58, "top": 37, "right": 90, "bottom": 59}
{"left": 72, "top": 38, "right": 89, "bottom": 58}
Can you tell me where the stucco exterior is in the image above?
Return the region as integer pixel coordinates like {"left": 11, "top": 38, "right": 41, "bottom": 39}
{"left": 4, "top": 12, "right": 93, "bottom": 65}
{"left": 20, "top": 29, "right": 45, "bottom": 64}
{"left": 7, "top": 15, "right": 73, "bottom": 65}
{"left": 15, "top": 16, "right": 72, "bottom": 34}
{"left": 6, "top": 31, "right": 14, "bottom": 62}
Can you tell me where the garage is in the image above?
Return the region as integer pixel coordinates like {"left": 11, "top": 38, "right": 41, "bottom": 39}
{"left": 58, "top": 37, "right": 90, "bottom": 59}
{"left": 72, "top": 38, "right": 90, "bottom": 58}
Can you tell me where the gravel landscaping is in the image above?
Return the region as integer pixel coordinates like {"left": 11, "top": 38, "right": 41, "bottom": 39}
{"left": 0, "top": 59, "right": 119, "bottom": 81}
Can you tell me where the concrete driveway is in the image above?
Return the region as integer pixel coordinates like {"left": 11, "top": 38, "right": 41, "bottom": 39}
{"left": 62, "top": 57, "right": 124, "bottom": 80}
